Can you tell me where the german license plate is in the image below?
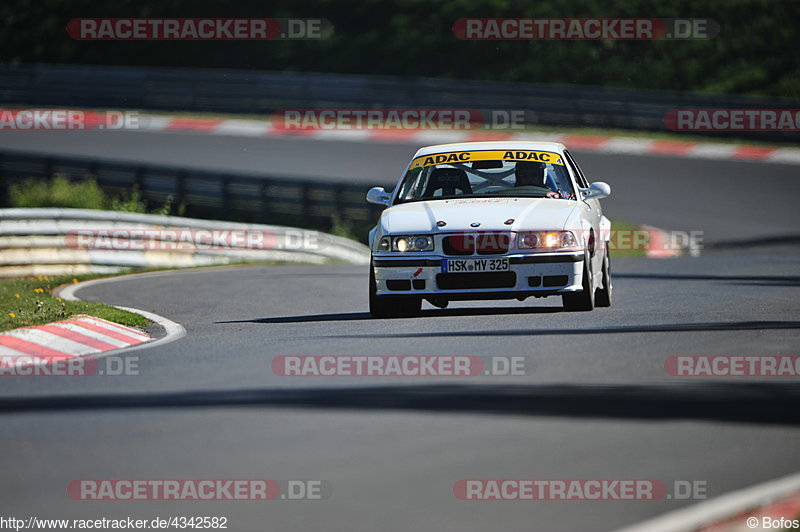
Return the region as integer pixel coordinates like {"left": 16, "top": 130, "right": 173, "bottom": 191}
{"left": 443, "top": 258, "right": 509, "bottom": 273}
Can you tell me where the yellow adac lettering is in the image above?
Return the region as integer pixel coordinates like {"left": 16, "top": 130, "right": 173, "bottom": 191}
{"left": 424, "top": 157, "right": 435, "bottom": 166}
{"left": 509, "top": 151, "right": 552, "bottom": 162}
{"left": 430, "top": 152, "right": 471, "bottom": 164}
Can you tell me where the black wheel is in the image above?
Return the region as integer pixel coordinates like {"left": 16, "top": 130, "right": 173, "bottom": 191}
{"left": 562, "top": 257, "right": 595, "bottom": 312}
{"left": 595, "top": 249, "right": 612, "bottom": 308}
{"left": 369, "top": 265, "right": 421, "bottom": 318}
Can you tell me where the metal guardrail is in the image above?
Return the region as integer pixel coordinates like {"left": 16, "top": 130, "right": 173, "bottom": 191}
{"left": 0, "top": 208, "right": 371, "bottom": 278}
{"left": 1, "top": 63, "right": 798, "bottom": 142}
{"left": 0, "top": 150, "right": 387, "bottom": 234}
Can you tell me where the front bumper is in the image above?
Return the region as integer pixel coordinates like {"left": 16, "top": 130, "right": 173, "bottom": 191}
{"left": 372, "top": 252, "right": 584, "bottom": 300}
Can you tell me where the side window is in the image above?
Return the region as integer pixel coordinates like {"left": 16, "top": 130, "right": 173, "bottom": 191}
{"left": 564, "top": 151, "right": 589, "bottom": 189}
{"left": 397, "top": 167, "right": 426, "bottom": 202}
{"left": 396, "top": 170, "right": 415, "bottom": 201}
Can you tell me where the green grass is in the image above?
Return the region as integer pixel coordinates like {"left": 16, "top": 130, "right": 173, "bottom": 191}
{"left": 608, "top": 220, "right": 650, "bottom": 258}
{"left": 0, "top": 274, "right": 149, "bottom": 333}
{"left": 9, "top": 176, "right": 108, "bottom": 210}
{"left": 8, "top": 175, "right": 181, "bottom": 215}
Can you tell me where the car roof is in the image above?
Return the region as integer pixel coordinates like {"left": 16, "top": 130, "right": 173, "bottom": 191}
{"left": 412, "top": 141, "right": 567, "bottom": 158}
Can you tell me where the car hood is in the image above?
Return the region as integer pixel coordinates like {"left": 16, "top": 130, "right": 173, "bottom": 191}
{"left": 380, "top": 197, "right": 577, "bottom": 233}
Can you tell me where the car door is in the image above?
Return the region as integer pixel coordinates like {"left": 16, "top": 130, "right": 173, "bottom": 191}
{"left": 564, "top": 150, "right": 604, "bottom": 281}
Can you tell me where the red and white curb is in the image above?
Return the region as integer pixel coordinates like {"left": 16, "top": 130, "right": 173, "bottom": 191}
{"left": 132, "top": 115, "right": 800, "bottom": 166}
{"left": 0, "top": 315, "right": 150, "bottom": 368}
{"left": 644, "top": 225, "right": 690, "bottom": 259}
{"left": 615, "top": 472, "right": 800, "bottom": 532}
{"left": 56, "top": 272, "right": 187, "bottom": 350}
{"left": 1, "top": 273, "right": 187, "bottom": 372}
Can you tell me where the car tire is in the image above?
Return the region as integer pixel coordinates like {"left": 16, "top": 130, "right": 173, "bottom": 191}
{"left": 562, "top": 256, "right": 595, "bottom": 312}
{"left": 595, "top": 249, "right": 612, "bottom": 308}
{"left": 369, "top": 264, "right": 422, "bottom": 318}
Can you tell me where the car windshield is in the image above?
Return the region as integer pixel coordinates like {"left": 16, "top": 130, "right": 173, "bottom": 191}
{"left": 395, "top": 150, "right": 576, "bottom": 203}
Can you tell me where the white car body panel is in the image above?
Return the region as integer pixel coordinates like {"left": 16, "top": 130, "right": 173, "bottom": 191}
{"left": 379, "top": 198, "right": 577, "bottom": 234}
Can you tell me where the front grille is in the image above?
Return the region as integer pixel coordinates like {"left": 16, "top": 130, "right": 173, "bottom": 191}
{"left": 443, "top": 235, "right": 474, "bottom": 255}
{"left": 476, "top": 232, "right": 510, "bottom": 255}
{"left": 436, "top": 272, "right": 516, "bottom": 290}
{"left": 442, "top": 232, "right": 511, "bottom": 256}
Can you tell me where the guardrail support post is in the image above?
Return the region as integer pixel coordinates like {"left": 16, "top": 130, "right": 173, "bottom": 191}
{"left": 300, "top": 183, "right": 311, "bottom": 220}
{"left": 176, "top": 171, "right": 187, "bottom": 214}
{"left": 0, "top": 153, "right": 7, "bottom": 207}
{"left": 222, "top": 176, "right": 232, "bottom": 212}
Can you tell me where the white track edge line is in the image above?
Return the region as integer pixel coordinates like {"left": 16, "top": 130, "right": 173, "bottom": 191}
{"left": 614, "top": 471, "right": 800, "bottom": 532}
{"left": 57, "top": 277, "right": 187, "bottom": 354}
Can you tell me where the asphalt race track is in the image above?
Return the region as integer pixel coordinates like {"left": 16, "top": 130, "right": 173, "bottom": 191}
{"left": 1, "top": 129, "right": 800, "bottom": 242}
{"left": 1, "top": 130, "right": 799, "bottom": 531}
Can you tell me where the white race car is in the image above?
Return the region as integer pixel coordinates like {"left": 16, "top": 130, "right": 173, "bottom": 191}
{"left": 366, "top": 141, "right": 612, "bottom": 317}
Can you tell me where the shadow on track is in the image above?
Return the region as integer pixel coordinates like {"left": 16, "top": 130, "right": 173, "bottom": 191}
{"left": 336, "top": 320, "right": 800, "bottom": 339}
{"left": 2, "top": 383, "right": 799, "bottom": 426}
{"left": 217, "top": 306, "right": 563, "bottom": 324}
{"left": 615, "top": 273, "right": 800, "bottom": 287}
{"left": 260, "top": 272, "right": 366, "bottom": 278}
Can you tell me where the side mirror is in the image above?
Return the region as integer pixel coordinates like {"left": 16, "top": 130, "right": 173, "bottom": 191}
{"left": 580, "top": 181, "right": 611, "bottom": 200}
{"left": 366, "top": 186, "right": 392, "bottom": 206}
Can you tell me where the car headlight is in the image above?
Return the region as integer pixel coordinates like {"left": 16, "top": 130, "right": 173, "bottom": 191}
{"left": 378, "top": 235, "right": 434, "bottom": 252}
{"left": 517, "top": 231, "right": 577, "bottom": 250}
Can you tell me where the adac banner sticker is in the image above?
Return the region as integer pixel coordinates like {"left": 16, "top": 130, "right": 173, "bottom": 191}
{"left": 410, "top": 150, "right": 565, "bottom": 169}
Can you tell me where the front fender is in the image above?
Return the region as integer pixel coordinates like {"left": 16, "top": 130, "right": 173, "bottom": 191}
{"left": 368, "top": 225, "right": 378, "bottom": 250}
{"left": 600, "top": 216, "right": 612, "bottom": 242}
